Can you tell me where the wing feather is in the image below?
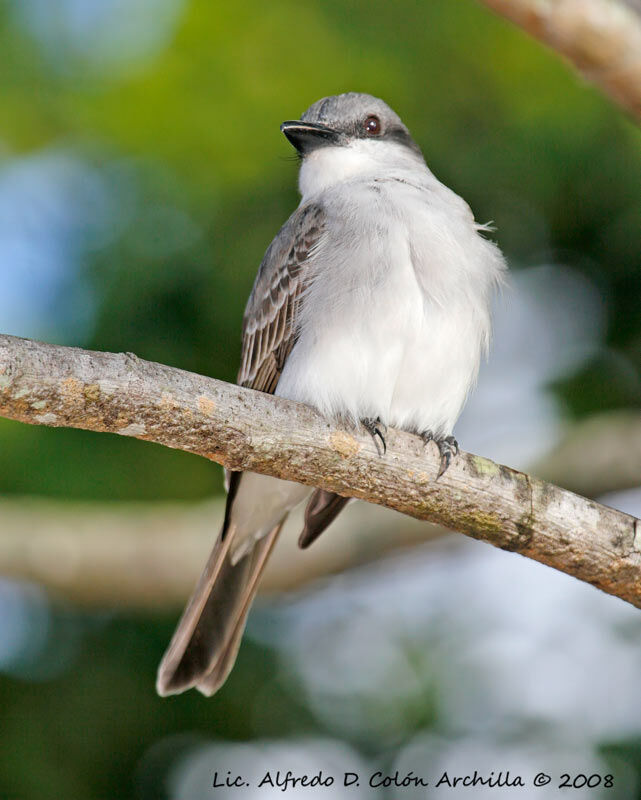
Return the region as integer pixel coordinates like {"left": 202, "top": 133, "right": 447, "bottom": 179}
{"left": 237, "top": 202, "right": 325, "bottom": 392}
{"left": 156, "top": 202, "right": 347, "bottom": 697}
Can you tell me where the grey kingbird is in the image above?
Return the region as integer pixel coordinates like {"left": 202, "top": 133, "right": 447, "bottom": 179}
{"left": 157, "top": 92, "right": 506, "bottom": 697}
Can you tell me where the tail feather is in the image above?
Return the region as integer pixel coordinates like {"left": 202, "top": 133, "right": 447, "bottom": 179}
{"left": 298, "top": 489, "right": 351, "bottom": 549}
{"left": 195, "top": 522, "right": 282, "bottom": 696}
{"left": 156, "top": 514, "right": 283, "bottom": 697}
{"left": 157, "top": 475, "right": 350, "bottom": 697}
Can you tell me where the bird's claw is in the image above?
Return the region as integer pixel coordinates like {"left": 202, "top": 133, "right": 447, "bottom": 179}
{"left": 421, "top": 431, "right": 459, "bottom": 479}
{"left": 362, "top": 417, "right": 387, "bottom": 456}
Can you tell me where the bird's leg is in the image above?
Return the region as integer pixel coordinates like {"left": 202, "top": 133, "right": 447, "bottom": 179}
{"left": 362, "top": 417, "right": 387, "bottom": 456}
{"left": 420, "top": 431, "right": 459, "bottom": 479}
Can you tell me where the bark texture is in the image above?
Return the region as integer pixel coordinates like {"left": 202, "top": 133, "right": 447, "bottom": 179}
{"left": 1, "top": 333, "right": 641, "bottom": 609}
{"left": 0, "top": 410, "right": 636, "bottom": 608}
{"left": 478, "top": 0, "right": 641, "bottom": 119}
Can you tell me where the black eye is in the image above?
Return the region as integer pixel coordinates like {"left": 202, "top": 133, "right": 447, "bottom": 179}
{"left": 363, "top": 115, "right": 381, "bottom": 135}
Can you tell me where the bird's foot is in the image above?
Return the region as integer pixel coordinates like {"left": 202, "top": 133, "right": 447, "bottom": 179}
{"left": 362, "top": 417, "right": 387, "bottom": 456}
{"left": 421, "top": 432, "right": 459, "bottom": 479}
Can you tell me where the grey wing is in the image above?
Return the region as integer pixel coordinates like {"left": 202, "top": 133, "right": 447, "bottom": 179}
{"left": 238, "top": 201, "right": 325, "bottom": 394}
{"left": 237, "top": 201, "right": 350, "bottom": 548}
{"left": 156, "top": 202, "right": 338, "bottom": 698}
{"left": 298, "top": 490, "right": 352, "bottom": 549}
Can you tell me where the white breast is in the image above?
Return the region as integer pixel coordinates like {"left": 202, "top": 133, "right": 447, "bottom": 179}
{"left": 276, "top": 171, "right": 505, "bottom": 438}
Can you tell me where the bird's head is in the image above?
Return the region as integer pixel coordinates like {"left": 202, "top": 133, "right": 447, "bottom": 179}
{"left": 281, "top": 93, "right": 425, "bottom": 198}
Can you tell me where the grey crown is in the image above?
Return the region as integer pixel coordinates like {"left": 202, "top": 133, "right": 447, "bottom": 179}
{"left": 300, "top": 92, "right": 423, "bottom": 155}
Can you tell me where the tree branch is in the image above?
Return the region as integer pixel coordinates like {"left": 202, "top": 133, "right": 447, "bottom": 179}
{"left": 0, "top": 496, "right": 439, "bottom": 607}
{"left": 1, "top": 333, "right": 641, "bottom": 609}
{"left": 477, "top": 0, "right": 641, "bottom": 120}
{"left": 1, "top": 409, "right": 636, "bottom": 607}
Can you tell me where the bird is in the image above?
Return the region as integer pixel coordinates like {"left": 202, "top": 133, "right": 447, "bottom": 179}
{"left": 156, "top": 92, "right": 506, "bottom": 697}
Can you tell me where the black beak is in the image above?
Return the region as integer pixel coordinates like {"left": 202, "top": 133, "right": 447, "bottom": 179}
{"left": 280, "top": 120, "right": 341, "bottom": 155}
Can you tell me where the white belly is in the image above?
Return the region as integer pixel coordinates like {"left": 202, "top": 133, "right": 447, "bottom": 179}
{"left": 275, "top": 174, "right": 499, "bottom": 439}
{"left": 276, "top": 245, "right": 482, "bottom": 438}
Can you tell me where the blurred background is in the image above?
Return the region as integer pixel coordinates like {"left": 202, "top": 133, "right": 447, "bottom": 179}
{"left": 1, "top": 0, "right": 641, "bottom": 797}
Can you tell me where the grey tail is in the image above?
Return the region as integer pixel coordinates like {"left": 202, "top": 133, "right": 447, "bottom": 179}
{"left": 156, "top": 475, "right": 283, "bottom": 697}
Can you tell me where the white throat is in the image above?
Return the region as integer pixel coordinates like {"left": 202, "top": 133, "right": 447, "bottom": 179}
{"left": 298, "top": 139, "right": 425, "bottom": 201}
